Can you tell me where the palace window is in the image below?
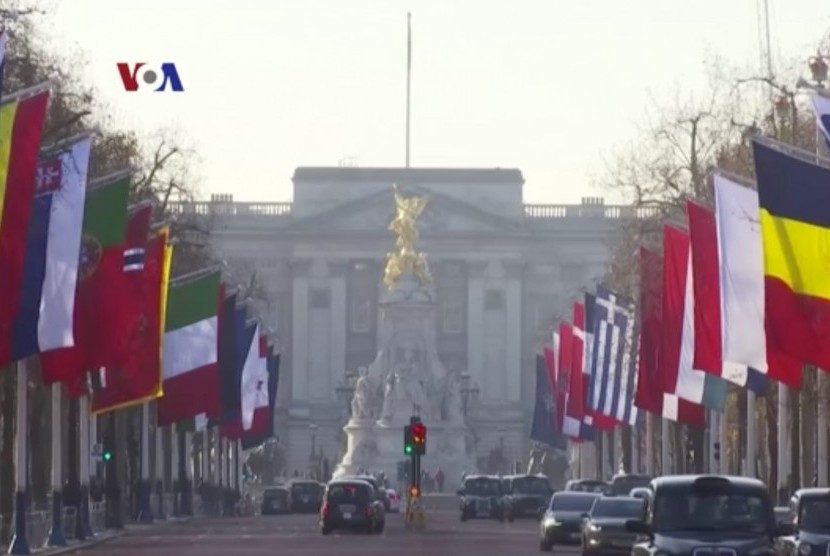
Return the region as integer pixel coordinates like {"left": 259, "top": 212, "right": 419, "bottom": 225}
{"left": 349, "top": 296, "right": 372, "bottom": 333}
{"left": 485, "top": 290, "right": 504, "bottom": 311}
{"left": 442, "top": 294, "right": 464, "bottom": 334}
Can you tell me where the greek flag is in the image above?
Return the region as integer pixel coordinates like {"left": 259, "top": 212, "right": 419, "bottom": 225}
{"left": 589, "top": 284, "right": 638, "bottom": 426}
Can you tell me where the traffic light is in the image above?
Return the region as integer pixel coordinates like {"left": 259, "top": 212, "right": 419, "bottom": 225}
{"left": 102, "top": 431, "right": 114, "bottom": 463}
{"left": 404, "top": 425, "right": 413, "bottom": 455}
{"left": 411, "top": 422, "right": 426, "bottom": 455}
{"left": 103, "top": 449, "right": 113, "bottom": 462}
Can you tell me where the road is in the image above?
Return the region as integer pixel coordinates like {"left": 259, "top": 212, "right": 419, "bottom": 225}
{"left": 76, "top": 509, "right": 579, "bottom": 556}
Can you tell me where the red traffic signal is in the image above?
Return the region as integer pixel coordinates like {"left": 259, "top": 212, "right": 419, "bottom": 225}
{"left": 411, "top": 423, "right": 426, "bottom": 443}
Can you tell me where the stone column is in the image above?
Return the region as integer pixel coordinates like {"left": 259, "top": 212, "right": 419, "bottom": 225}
{"left": 504, "top": 261, "right": 524, "bottom": 403}
{"left": 291, "top": 258, "right": 311, "bottom": 402}
{"left": 329, "top": 261, "right": 348, "bottom": 399}
{"left": 466, "top": 262, "right": 486, "bottom": 391}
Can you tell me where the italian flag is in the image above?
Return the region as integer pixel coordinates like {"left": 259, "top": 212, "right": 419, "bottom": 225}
{"left": 157, "top": 270, "right": 222, "bottom": 426}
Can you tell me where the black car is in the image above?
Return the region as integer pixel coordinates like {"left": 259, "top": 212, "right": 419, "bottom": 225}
{"left": 290, "top": 480, "right": 324, "bottom": 513}
{"left": 626, "top": 475, "right": 792, "bottom": 556}
{"left": 320, "top": 480, "right": 386, "bottom": 535}
{"left": 566, "top": 479, "right": 612, "bottom": 494}
{"left": 540, "top": 491, "right": 602, "bottom": 551}
{"left": 778, "top": 488, "right": 830, "bottom": 556}
{"left": 457, "top": 475, "right": 506, "bottom": 522}
{"left": 341, "top": 475, "right": 391, "bottom": 512}
{"left": 261, "top": 486, "right": 291, "bottom": 515}
{"left": 581, "top": 496, "right": 646, "bottom": 555}
{"left": 609, "top": 473, "right": 652, "bottom": 496}
{"left": 502, "top": 474, "right": 553, "bottom": 521}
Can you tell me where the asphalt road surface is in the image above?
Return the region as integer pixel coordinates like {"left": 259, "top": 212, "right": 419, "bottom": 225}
{"left": 76, "top": 510, "right": 582, "bottom": 556}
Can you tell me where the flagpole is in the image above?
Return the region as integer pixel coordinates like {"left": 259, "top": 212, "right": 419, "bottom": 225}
{"left": 405, "top": 12, "right": 412, "bottom": 168}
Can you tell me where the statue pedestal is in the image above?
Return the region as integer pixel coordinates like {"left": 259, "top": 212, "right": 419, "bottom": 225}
{"left": 334, "top": 272, "right": 475, "bottom": 486}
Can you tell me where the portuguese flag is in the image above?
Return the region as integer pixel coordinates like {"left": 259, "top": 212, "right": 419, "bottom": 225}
{"left": 40, "top": 172, "right": 130, "bottom": 395}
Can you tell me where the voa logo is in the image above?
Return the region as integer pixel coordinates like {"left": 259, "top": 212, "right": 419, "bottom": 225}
{"left": 116, "top": 63, "right": 184, "bottom": 92}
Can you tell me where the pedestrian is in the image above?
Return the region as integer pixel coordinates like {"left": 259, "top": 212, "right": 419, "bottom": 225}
{"left": 435, "top": 467, "right": 445, "bottom": 493}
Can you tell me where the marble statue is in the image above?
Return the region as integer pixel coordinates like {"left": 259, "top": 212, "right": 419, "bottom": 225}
{"left": 334, "top": 185, "right": 475, "bottom": 481}
{"left": 351, "top": 367, "right": 372, "bottom": 420}
{"left": 384, "top": 185, "right": 432, "bottom": 290}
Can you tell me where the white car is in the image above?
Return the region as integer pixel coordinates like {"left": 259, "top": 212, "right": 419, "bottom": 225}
{"left": 386, "top": 489, "right": 402, "bottom": 513}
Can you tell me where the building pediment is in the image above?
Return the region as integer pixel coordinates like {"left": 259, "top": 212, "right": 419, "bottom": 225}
{"left": 283, "top": 186, "right": 522, "bottom": 234}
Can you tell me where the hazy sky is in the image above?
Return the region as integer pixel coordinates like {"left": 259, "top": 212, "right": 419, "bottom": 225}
{"left": 44, "top": 0, "right": 830, "bottom": 204}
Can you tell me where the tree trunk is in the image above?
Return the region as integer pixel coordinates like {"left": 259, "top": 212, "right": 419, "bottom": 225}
{"left": 621, "top": 427, "right": 632, "bottom": 472}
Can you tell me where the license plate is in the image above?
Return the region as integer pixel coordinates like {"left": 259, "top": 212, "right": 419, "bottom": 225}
{"left": 343, "top": 512, "right": 352, "bottom": 519}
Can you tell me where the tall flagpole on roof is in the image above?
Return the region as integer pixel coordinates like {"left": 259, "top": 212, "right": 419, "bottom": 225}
{"left": 405, "top": 12, "right": 412, "bottom": 168}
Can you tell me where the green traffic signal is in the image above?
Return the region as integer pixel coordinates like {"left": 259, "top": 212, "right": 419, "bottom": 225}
{"left": 405, "top": 445, "right": 413, "bottom": 455}
{"left": 103, "top": 451, "right": 113, "bottom": 462}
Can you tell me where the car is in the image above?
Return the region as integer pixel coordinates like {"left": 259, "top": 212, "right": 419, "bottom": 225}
{"left": 539, "top": 491, "right": 602, "bottom": 551}
{"left": 565, "top": 479, "right": 611, "bottom": 494}
{"left": 289, "top": 480, "right": 324, "bottom": 513}
{"left": 629, "top": 487, "right": 652, "bottom": 501}
{"left": 609, "top": 473, "right": 652, "bottom": 496}
{"left": 625, "top": 475, "right": 792, "bottom": 556}
{"left": 502, "top": 474, "right": 554, "bottom": 521}
{"left": 261, "top": 486, "right": 291, "bottom": 515}
{"left": 457, "top": 474, "right": 506, "bottom": 522}
{"left": 581, "top": 496, "right": 646, "bottom": 555}
{"left": 340, "top": 475, "right": 391, "bottom": 512}
{"left": 320, "top": 479, "right": 386, "bottom": 535}
{"left": 386, "top": 488, "right": 402, "bottom": 513}
{"left": 778, "top": 488, "right": 830, "bottom": 556}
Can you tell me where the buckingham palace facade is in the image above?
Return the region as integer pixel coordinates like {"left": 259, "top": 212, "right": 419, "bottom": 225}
{"left": 170, "top": 167, "right": 645, "bottom": 473}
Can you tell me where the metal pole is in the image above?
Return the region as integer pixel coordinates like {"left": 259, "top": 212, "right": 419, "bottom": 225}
{"left": 405, "top": 12, "right": 412, "bottom": 168}
{"left": 77, "top": 395, "right": 90, "bottom": 539}
{"left": 661, "top": 418, "right": 670, "bottom": 475}
{"left": 47, "top": 383, "right": 66, "bottom": 546}
{"left": 719, "top": 407, "right": 729, "bottom": 474}
{"left": 155, "top": 420, "right": 166, "bottom": 520}
{"left": 171, "top": 423, "right": 180, "bottom": 516}
{"left": 138, "top": 403, "right": 153, "bottom": 521}
{"left": 746, "top": 391, "right": 756, "bottom": 476}
{"left": 778, "top": 383, "right": 789, "bottom": 500}
{"left": 201, "top": 430, "right": 210, "bottom": 484}
{"left": 9, "top": 361, "right": 29, "bottom": 555}
{"left": 645, "top": 413, "right": 654, "bottom": 476}
{"left": 631, "top": 424, "right": 640, "bottom": 473}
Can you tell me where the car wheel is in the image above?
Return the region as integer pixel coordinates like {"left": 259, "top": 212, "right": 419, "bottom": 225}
{"left": 539, "top": 538, "right": 552, "bottom": 552}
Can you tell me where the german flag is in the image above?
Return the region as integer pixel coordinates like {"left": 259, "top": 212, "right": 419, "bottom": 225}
{"left": 753, "top": 139, "right": 830, "bottom": 370}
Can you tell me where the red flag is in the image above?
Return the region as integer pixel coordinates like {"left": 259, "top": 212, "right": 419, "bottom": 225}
{"left": 556, "top": 323, "right": 572, "bottom": 437}
{"left": 634, "top": 247, "right": 665, "bottom": 414}
{"left": 91, "top": 226, "right": 168, "bottom": 414}
{"left": 0, "top": 91, "right": 49, "bottom": 365}
{"left": 661, "top": 226, "right": 705, "bottom": 427}
{"left": 687, "top": 201, "right": 722, "bottom": 375}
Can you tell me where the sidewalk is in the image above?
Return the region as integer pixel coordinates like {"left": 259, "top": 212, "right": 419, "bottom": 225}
{"left": 36, "top": 516, "right": 194, "bottom": 555}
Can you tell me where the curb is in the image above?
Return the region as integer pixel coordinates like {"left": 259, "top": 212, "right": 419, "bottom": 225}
{"left": 36, "top": 516, "right": 195, "bottom": 555}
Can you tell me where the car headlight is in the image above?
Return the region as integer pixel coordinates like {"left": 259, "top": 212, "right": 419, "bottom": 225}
{"left": 799, "top": 544, "right": 813, "bottom": 556}
{"left": 587, "top": 524, "right": 602, "bottom": 532}
{"left": 543, "top": 517, "right": 561, "bottom": 527}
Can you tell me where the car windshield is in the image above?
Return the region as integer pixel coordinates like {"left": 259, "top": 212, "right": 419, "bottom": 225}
{"left": 652, "top": 482, "right": 771, "bottom": 533}
{"left": 327, "top": 484, "right": 369, "bottom": 502}
{"left": 512, "top": 477, "right": 551, "bottom": 495}
{"left": 291, "top": 483, "right": 320, "bottom": 494}
{"left": 551, "top": 494, "right": 598, "bottom": 512}
{"left": 611, "top": 476, "right": 651, "bottom": 495}
{"left": 571, "top": 481, "right": 608, "bottom": 493}
{"left": 591, "top": 498, "right": 645, "bottom": 519}
{"left": 464, "top": 478, "right": 501, "bottom": 496}
{"left": 799, "top": 496, "right": 830, "bottom": 530}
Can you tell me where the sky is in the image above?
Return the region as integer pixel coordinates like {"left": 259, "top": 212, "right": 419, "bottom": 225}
{"left": 42, "top": 0, "right": 830, "bottom": 205}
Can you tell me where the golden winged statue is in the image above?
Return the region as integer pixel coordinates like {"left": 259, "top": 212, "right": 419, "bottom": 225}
{"left": 383, "top": 185, "right": 433, "bottom": 290}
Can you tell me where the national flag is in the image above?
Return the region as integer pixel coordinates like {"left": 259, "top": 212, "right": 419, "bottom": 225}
{"left": 157, "top": 270, "right": 223, "bottom": 426}
{"left": 810, "top": 93, "right": 830, "bottom": 151}
{"left": 753, "top": 140, "right": 830, "bottom": 376}
{"left": 241, "top": 345, "right": 280, "bottom": 450}
{"left": 542, "top": 343, "right": 557, "bottom": 430}
{"left": 122, "top": 203, "right": 153, "bottom": 273}
{"left": 550, "top": 332, "right": 565, "bottom": 432}
{"left": 12, "top": 136, "right": 90, "bottom": 360}
{"left": 634, "top": 247, "right": 664, "bottom": 414}
{"left": 220, "top": 319, "right": 259, "bottom": 439}
{"left": 661, "top": 226, "right": 706, "bottom": 427}
{"left": 686, "top": 201, "right": 722, "bottom": 375}
{"left": 590, "top": 285, "right": 639, "bottom": 426}
{"left": 91, "top": 227, "right": 171, "bottom": 414}
{"left": 584, "top": 292, "right": 617, "bottom": 431}
{"left": 216, "top": 295, "right": 246, "bottom": 424}
{"left": 558, "top": 322, "right": 579, "bottom": 440}
{"left": 40, "top": 171, "right": 131, "bottom": 392}
{"left": 714, "top": 171, "right": 800, "bottom": 388}
{"left": 529, "top": 352, "right": 564, "bottom": 449}
{"left": 240, "top": 327, "right": 268, "bottom": 431}
{"left": 568, "top": 303, "right": 595, "bottom": 440}
{"left": 0, "top": 89, "right": 50, "bottom": 365}
{"left": 673, "top": 223, "right": 727, "bottom": 410}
